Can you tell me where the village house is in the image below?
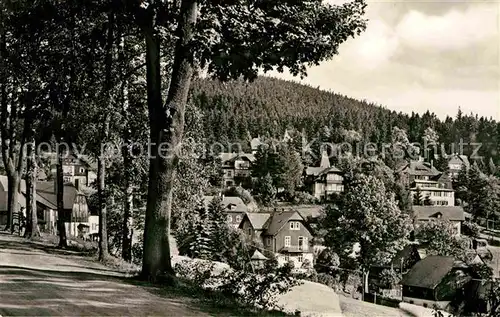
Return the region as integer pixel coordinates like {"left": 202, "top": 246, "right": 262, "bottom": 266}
{"left": 203, "top": 195, "right": 248, "bottom": 228}
{"left": 219, "top": 153, "right": 255, "bottom": 188}
{"left": 43, "top": 152, "right": 98, "bottom": 188}
{"left": 399, "top": 160, "right": 455, "bottom": 206}
{"left": 239, "top": 210, "right": 314, "bottom": 269}
{"left": 401, "top": 255, "right": 472, "bottom": 310}
{"left": 447, "top": 154, "right": 470, "bottom": 179}
{"left": 0, "top": 176, "right": 94, "bottom": 238}
{"left": 303, "top": 151, "right": 344, "bottom": 200}
{"left": 412, "top": 205, "right": 465, "bottom": 235}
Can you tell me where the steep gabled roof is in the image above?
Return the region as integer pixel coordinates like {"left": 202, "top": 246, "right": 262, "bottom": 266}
{"left": 401, "top": 256, "right": 456, "bottom": 289}
{"left": 203, "top": 195, "right": 248, "bottom": 213}
{"left": 448, "top": 154, "right": 470, "bottom": 168}
{"left": 399, "top": 160, "right": 441, "bottom": 177}
{"left": 413, "top": 206, "right": 465, "bottom": 222}
{"left": 219, "top": 152, "right": 255, "bottom": 164}
{"left": 243, "top": 212, "right": 271, "bottom": 230}
{"left": 36, "top": 182, "right": 80, "bottom": 210}
{"left": 251, "top": 249, "right": 268, "bottom": 261}
{"left": 265, "top": 210, "right": 304, "bottom": 236}
{"left": 305, "top": 167, "right": 327, "bottom": 176}
{"left": 0, "top": 176, "right": 81, "bottom": 211}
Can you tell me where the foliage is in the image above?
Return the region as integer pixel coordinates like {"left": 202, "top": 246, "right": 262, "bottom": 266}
{"left": 251, "top": 142, "right": 303, "bottom": 198}
{"left": 415, "top": 219, "right": 471, "bottom": 261}
{"left": 255, "top": 173, "right": 276, "bottom": 206}
{"left": 423, "top": 194, "right": 434, "bottom": 206}
{"left": 292, "top": 191, "right": 319, "bottom": 205}
{"left": 379, "top": 269, "right": 401, "bottom": 289}
{"left": 323, "top": 174, "right": 412, "bottom": 271}
{"left": 217, "top": 262, "right": 300, "bottom": 310}
{"left": 413, "top": 187, "right": 423, "bottom": 206}
{"left": 191, "top": 77, "right": 499, "bottom": 170}
{"left": 462, "top": 221, "right": 481, "bottom": 238}
{"left": 174, "top": 258, "right": 300, "bottom": 311}
{"left": 315, "top": 247, "right": 340, "bottom": 276}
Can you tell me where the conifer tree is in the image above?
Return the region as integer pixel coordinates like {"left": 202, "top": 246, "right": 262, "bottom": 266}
{"left": 423, "top": 194, "right": 434, "bottom": 206}
{"left": 413, "top": 187, "right": 423, "bottom": 206}
{"left": 207, "top": 196, "right": 230, "bottom": 260}
{"left": 189, "top": 199, "right": 212, "bottom": 260}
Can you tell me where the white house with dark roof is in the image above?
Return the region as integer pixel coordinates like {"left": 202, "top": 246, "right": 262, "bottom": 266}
{"left": 399, "top": 160, "right": 456, "bottom": 206}
{"left": 303, "top": 151, "right": 344, "bottom": 200}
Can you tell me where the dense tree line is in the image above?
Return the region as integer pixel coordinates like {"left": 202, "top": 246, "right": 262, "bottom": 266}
{"left": 190, "top": 77, "right": 500, "bottom": 168}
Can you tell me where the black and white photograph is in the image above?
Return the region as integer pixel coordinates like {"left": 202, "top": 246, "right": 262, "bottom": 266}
{"left": 0, "top": 0, "right": 499, "bottom": 316}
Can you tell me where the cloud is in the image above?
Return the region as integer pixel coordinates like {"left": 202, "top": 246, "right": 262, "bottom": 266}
{"left": 346, "top": 19, "right": 399, "bottom": 69}
{"left": 396, "top": 4, "right": 498, "bottom": 51}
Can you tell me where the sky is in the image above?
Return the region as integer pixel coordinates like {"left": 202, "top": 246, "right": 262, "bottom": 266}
{"left": 268, "top": 0, "right": 500, "bottom": 120}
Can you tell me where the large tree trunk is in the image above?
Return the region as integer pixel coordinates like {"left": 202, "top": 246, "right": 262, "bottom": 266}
{"left": 122, "top": 160, "right": 134, "bottom": 262}
{"left": 141, "top": 0, "right": 198, "bottom": 281}
{"left": 56, "top": 147, "right": 67, "bottom": 248}
{"left": 7, "top": 174, "right": 20, "bottom": 233}
{"left": 97, "top": 5, "right": 115, "bottom": 262}
{"left": 97, "top": 156, "right": 109, "bottom": 261}
{"left": 122, "top": 116, "right": 134, "bottom": 261}
{"left": 24, "top": 129, "right": 40, "bottom": 239}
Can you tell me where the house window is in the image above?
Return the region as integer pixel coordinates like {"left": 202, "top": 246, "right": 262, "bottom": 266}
{"left": 298, "top": 236, "right": 308, "bottom": 251}
{"left": 284, "top": 236, "right": 291, "bottom": 247}
{"left": 290, "top": 222, "right": 300, "bottom": 230}
{"left": 266, "top": 237, "right": 272, "bottom": 246}
{"left": 298, "top": 255, "right": 303, "bottom": 263}
{"left": 79, "top": 168, "right": 85, "bottom": 173}
{"left": 248, "top": 228, "right": 252, "bottom": 235}
{"left": 284, "top": 255, "right": 290, "bottom": 262}
{"left": 236, "top": 215, "right": 241, "bottom": 223}
{"left": 227, "top": 214, "right": 232, "bottom": 222}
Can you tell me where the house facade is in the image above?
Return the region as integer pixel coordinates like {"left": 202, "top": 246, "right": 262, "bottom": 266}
{"left": 0, "top": 176, "right": 90, "bottom": 238}
{"left": 401, "top": 256, "right": 471, "bottom": 310}
{"left": 44, "top": 152, "right": 97, "bottom": 187}
{"left": 219, "top": 153, "right": 255, "bottom": 188}
{"left": 448, "top": 154, "right": 470, "bottom": 179}
{"left": 239, "top": 210, "right": 314, "bottom": 269}
{"left": 413, "top": 206, "right": 466, "bottom": 235}
{"left": 203, "top": 195, "right": 248, "bottom": 228}
{"left": 304, "top": 151, "right": 344, "bottom": 200}
{"left": 399, "top": 160, "right": 456, "bottom": 206}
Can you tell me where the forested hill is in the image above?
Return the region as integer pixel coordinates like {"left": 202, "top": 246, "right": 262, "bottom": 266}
{"left": 189, "top": 76, "right": 499, "bottom": 163}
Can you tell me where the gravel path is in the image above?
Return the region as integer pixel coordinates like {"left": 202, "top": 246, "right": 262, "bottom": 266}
{"left": 0, "top": 233, "right": 208, "bottom": 316}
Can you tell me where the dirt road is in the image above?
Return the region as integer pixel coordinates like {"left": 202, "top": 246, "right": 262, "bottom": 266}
{"left": 0, "top": 233, "right": 208, "bottom": 316}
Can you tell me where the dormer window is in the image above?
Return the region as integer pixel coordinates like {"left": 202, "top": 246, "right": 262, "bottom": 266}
{"left": 290, "top": 221, "right": 300, "bottom": 230}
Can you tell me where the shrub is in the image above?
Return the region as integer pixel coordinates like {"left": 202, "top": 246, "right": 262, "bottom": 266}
{"left": 379, "top": 269, "right": 401, "bottom": 289}
{"left": 292, "top": 192, "right": 318, "bottom": 205}
{"left": 174, "top": 258, "right": 300, "bottom": 311}
{"left": 217, "top": 261, "right": 301, "bottom": 310}
{"left": 462, "top": 221, "right": 481, "bottom": 238}
{"left": 174, "top": 259, "right": 216, "bottom": 287}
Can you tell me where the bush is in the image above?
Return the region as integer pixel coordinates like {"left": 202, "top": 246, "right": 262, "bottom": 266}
{"left": 292, "top": 192, "right": 318, "bottom": 205}
{"left": 217, "top": 261, "right": 301, "bottom": 310}
{"left": 462, "top": 221, "right": 481, "bottom": 238}
{"left": 379, "top": 269, "right": 401, "bottom": 289}
{"left": 174, "top": 259, "right": 217, "bottom": 287}
{"left": 174, "top": 257, "right": 300, "bottom": 310}
{"left": 316, "top": 273, "right": 341, "bottom": 291}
